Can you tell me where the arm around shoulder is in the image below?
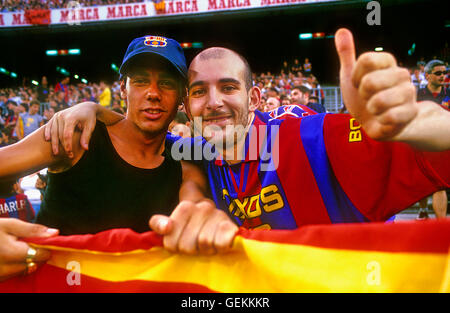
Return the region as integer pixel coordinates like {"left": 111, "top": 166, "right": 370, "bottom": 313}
{"left": 179, "top": 160, "right": 209, "bottom": 203}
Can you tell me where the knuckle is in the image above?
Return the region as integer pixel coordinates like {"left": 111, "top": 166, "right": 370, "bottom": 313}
{"left": 217, "top": 219, "right": 235, "bottom": 233}
{"left": 383, "top": 52, "right": 396, "bottom": 63}
{"left": 381, "top": 110, "right": 400, "bottom": 125}
{"left": 404, "top": 82, "right": 416, "bottom": 97}
{"left": 175, "top": 201, "right": 194, "bottom": 215}
{"left": 178, "top": 240, "right": 196, "bottom": 255}
{"left": 163, "top": 237, "right": 177, "bottom": 253}
{"left": 368, "top": 93, "right": 385, "bottom": 113}
{"left": 359, "top": 52, "right": 375, "bottom": 65}
{"left": 398, "top": 68, "right": 410, "bottom": 80}
{"left": 360, "top": 74, "right": 377, "bottom": 93}
{"left": 197, "top": 233, "right": 213, "bottom": 250}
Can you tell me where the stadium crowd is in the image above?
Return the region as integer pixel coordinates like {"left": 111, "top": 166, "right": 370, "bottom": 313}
{"left": 0, "top": 0, "right": 145, "bottom": 12}
{"left": 1, "top": 56, "right": 449, "bottom": 148}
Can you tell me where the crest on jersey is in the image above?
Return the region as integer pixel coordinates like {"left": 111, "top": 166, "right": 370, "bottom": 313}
{"left": 268, "top": 105, "right": 310, "bottom": 121}
{"left": 144, "top": 36, "right": 167, "bottom": 48}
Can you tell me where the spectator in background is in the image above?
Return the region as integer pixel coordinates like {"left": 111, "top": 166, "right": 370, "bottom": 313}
{"left": 290, "top": 85, "right": 323, "bottom": 114}
{"left": 82, "top": 87, "right": 96, "bottom": 102}
{"left": 266, "top": 86, "right": 279, "bottom": 99}
{"left": 54, "top": 90, "right": 68, "bottom": 112}
{"left": 303, "top": 57, "right": 312, "bottom": 73}
{"left": 264, "top": 96, "right": 281, "bottom": 112}
{"left": 1, "top": 100, "right": 18, "bottom": 141}
{"left": 1, "top": 100, "right": 16, "bottom": 126}
{"left": 309, "top": 95, "right": 319, "bottom": 104}
{"left": 280, "top": 95, "right": 291, "bottom": 106}
{"left": 309, "top": 74, "right": 325, "bottom": 105}
{"left": 8, "top": 90, "right": 22, "bottom": 105}
{"left": 111, "top": 100, "right": 125, "bottom": 115}
{"left": 168, "top": 111, "right": 191, "bottom": 138}
{"left": 291, "top": 58, "right": 302, "bottom": 75}
{"left": 258, "top": 96, "right": 267, "bottom": 112}
{"left": 416, "top": 59, "right": 449, "bottom": 220}
{"left": 0, "top": 93, "right": 8, "bottom": 111}
{"left": 417, "top": 60, "right": 449, "bottom": 110}
{"left": 281, "top": 60, "right": 290, "bottom": 75}
{"left": 0, "top": 129, "right": 9, "bottom": 147}
{"left": 68, "top": 86, "right": 80, "bottom": 107}
{"left": 15, "top": 100, "right": 44, "bottom": 140}
{"left": 303, "top": 73, "right": 315, "bottom": 89}
{"left": 43, "top": 107, "right": 55, "bottom": 124}
{"left": 411, "top": 66, "right": 427, "bottom": 89}
{"left": 0, "top": 178, "right": 35, "bottom": 222}
{"left": 37, "top": 76, "right": 50, "bottom": 103}
{"left": 170, "top": 122, "right": 191, "bottom": 138}
{"left": 417, "top": 61, "right": 427, "bottom": 78}
{"left": 35, "top": 173, "right": 48, "bottom": 201}
{"left": 54, "top": 76, "right": 70, "bottom": 103}
{"left": 99, "top": 81, "right": 112, "bottom": 108}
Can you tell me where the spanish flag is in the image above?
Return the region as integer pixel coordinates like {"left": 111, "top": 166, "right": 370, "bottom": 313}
{"left": 1, "top": 219, "right": 449, "bottom": 293}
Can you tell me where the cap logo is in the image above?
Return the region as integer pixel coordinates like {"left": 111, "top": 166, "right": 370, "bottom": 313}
{"left": 144, "top": 36, "right": 167, "bottom": 48}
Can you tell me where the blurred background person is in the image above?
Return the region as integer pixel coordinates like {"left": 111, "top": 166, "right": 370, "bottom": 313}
{"left": 264, "top": 96, "right": 281, "bottom": 112}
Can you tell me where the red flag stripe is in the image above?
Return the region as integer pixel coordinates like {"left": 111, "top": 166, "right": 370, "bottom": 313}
{"left": 238, "top": 219, "right": 450, "bottom": 253}
{"left": 1, "top": 265, "right": 216, "bottom": 293}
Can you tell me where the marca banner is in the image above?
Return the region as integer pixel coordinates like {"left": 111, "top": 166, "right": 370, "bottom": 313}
{"left": 1, "top": 219, "right": 449, "bottom": 293}
{"left": 0, "top": 0, "right": 339, "bottom": 28}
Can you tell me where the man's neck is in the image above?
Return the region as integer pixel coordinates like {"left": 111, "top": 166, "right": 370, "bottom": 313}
{"left": 220, "top": 112, "right": 256, "bottom": 165}
{"left": 427, "top": 83, "right": 442, "bottom": 93}
{"left": 107, "top": 119, "right": 167, "bottom": 169}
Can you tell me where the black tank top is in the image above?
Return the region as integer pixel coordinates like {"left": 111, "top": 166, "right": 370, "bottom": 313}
{"left": 36, "top": 121, "right": 182, "bottom": 235}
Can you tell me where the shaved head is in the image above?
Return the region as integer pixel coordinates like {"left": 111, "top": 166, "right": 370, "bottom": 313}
{"left": 189, "top": 47, "right": 253, "bottom": 90}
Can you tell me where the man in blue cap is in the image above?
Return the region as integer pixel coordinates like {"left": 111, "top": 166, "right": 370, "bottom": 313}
{"left": 0, "top": 35, "right": 238, "bottom": 280}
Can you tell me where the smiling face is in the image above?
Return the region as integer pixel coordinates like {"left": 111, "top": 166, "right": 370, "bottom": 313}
{"left": 121, "top": 60, "right": 182, "bottom": 136}
{"left": 186, "top": 48, "right": 260, "bottom": 147}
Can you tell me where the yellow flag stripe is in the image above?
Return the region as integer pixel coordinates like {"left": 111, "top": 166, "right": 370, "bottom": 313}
{"left": 35, "top": 237, "right": 449, "bottom": 293}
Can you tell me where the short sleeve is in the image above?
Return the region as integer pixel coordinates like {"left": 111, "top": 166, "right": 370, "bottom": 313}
{"left": 323, "top": 114, "right": 450, "bottom": 221}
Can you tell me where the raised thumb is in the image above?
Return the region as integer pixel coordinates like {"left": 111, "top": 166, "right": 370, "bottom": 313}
{"left": 335, "top": 28, "right": 356, "bottom": 80}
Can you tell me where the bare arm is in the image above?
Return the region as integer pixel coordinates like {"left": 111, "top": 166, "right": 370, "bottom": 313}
{"left": 0, "top": 219, "right": 58, "bottom": 281}
{"left": 0, "top": 126, "right": 64, "bottom": 180}
{"left": 178, "top": 160, "right": 209, "bottom": 203}
{"left": 394, "top": 101, "right": 450, "bottom": 151}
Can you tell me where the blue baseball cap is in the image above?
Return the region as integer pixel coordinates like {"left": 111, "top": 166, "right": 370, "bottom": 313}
{"left": 119, "top": 35, "right": 187, "bottom": 81}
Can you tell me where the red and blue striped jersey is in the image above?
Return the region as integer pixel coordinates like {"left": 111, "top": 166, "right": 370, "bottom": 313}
{"left": 0, "top": 193, "right": 35, "bottom": 222}
{"left": 167, "top": 107, "right": 450, "bottom": 230}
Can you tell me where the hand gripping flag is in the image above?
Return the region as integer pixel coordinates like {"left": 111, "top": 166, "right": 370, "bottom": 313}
{"left": 1, "top": 219, "right": 449, "bottom": 293}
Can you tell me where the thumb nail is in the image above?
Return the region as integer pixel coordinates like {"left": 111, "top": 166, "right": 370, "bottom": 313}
{"left": 157, "top": 219, "right": 168, "bottom": 232}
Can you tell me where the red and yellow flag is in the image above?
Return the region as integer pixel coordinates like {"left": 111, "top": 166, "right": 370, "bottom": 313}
{"left": 1, "top": 219, "right": 449, "bottom": 293}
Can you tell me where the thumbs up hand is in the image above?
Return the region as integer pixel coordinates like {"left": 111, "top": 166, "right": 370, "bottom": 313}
{"left": 335, "top": 28, "right": 418, "bottom": 141}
